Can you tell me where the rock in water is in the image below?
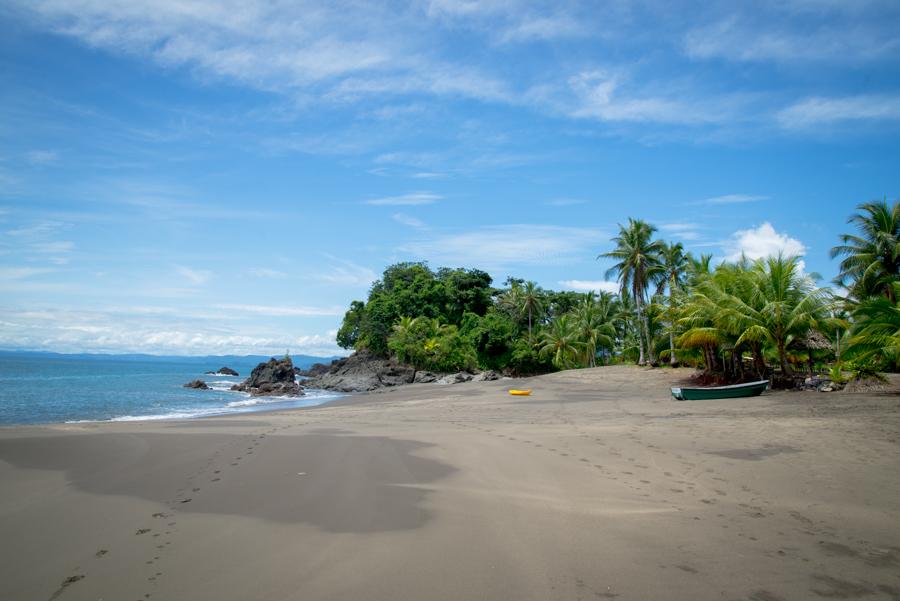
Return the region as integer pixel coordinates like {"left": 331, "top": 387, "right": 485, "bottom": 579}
{"left": 206, "top": 366, "right": 239, "bottom": 376}
{"left": 231, "top": 357, "right": 302, "bottom": 397}
{"left": 183, "top": 379, "right": 210, "bottom": 390}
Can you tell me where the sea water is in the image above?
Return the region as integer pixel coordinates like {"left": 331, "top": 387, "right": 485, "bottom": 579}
{"left": 0, "top": 354, "right": 343, "bottom": 425}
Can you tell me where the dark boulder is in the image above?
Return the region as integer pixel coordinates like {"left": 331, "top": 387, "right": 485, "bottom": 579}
{"left": 295, "top": 362, "right": 332, "bottom": 378}
{"left": 206, "top": 366, "right": 239, "bottom": 376}
{"left": 231, "top": 357, "right": 303, "bottom": 397}
{"left": 304, "top": 351, "right": 414, "bottom": 392}
{"left": 183, "top": 379, "right": 210, "bottom": 390}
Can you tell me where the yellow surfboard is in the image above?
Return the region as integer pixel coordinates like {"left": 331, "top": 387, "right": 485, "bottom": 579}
{"left": 508, "top": 389, "right": 532, "bottom": 396}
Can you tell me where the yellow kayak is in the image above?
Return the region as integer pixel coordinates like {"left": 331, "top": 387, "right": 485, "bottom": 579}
{"left": 508, "top": 389, "right": 532, "bottom": 396}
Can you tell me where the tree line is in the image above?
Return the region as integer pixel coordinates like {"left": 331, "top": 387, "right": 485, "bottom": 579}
{"left": 336, "top": 199, "right": 899, "bottom": 384}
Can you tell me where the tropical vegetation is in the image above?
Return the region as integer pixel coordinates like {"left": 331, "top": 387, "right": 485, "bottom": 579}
{"left": 336, "top": 198, "right": 899, "bottom": 384}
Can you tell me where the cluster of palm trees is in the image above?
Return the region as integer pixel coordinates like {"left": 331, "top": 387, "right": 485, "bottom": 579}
{"left": 527, "top": 292, "right": 618, "bottom": 369}
{"left": 514, "top": 198, "right": 898, "bottom": 381}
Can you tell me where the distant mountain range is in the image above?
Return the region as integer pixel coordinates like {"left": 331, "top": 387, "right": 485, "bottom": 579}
{"left": 0, "top": 350, "right": 343, "bottom": 370}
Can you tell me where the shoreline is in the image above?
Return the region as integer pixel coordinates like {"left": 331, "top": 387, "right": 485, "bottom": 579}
{"left": 2, "top": 365, "right": 899, "bottom": 601}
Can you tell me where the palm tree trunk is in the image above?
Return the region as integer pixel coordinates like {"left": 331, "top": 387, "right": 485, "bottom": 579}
{"left": 642, "top": 311, "right": 655, "bottom": 364}
{"left": 637, "top": 328, "right": 646, "bottom": 365}
{"left": 777, "top": 340, "right": 791, "bottom": 376}
{"left": 752, "top": 344, "right": 766, "bottom": 379}
{"left": 668, "top": 329, "right": 677, "bottom": 366}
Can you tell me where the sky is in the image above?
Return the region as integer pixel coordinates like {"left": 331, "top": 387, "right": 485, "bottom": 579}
{"left": 1, "top": 0, "right": 899, "bottom": 356}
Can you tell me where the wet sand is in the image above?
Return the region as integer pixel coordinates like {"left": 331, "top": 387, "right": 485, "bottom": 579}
{"left": 1, "top": 366, "right": 899, "bottom": 601}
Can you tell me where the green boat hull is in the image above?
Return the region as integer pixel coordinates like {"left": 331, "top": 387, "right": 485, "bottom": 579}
{"left": 671, "top": 380, "right": 769, "bottom": 401}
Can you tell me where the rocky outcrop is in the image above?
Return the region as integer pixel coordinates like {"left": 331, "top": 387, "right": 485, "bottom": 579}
{"left": 206, "top": 366, "right": 239, "bottom": 376}
{"left": 183, "top": 379, "right": 210, "bottom": 390}
{"left": 304, "top": 351, "right": 414, "bottom": 392}
{"left": 295, "top": 362, "right": 332, "bottom": 378}
{"left": 231, "top": 357, "right": 303, "bottom": 397}
{"left": 305, "top": 352, "right": 506, "bottom": 393}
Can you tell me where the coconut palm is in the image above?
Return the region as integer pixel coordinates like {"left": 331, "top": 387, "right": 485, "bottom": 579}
{"left": 389, "top": 316, "right": 420, "bottom": 364}
{"left": 600, "top": 218, "right": 664, "bottom": 364}
{"left": 572, "top": 294, "right": 616, "bottom": 367}
{"left": 722, "top": 255, "right": 832, "bottom": 377}
{"left": 657, "top": 242, "right": 690, "bottom": 366}
{"left": 844, "top": 282, "right": 900, "bottom": 370}
{"left": 520, "top": 281, "right": 544, "bottom": 339}
{"left": 537, "top": 315, "right": 584, "bottom": 370}
{"left": 831, "top": 198, "right": 900, "bottom": 301}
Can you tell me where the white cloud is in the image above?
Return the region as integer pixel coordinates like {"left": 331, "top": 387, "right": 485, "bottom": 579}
{"left": 315, "top": 257, "right": 377, "bottom": 287}
{"left": 25, "top": 149, "right": 59, "bottom": 164}
{"left": 559, "top": 279, "right": 619, "bottom": 293}
{"left": 366, "top": 192, "right": 443, "bottom": 206}
{"left": 392, "top": 212, "right": 425, "bottom": 228}
{"left": 0, "top": 306, "right": 345, "bottom": 355}
{"left": 564, "top": 70, "right": 729, "bottom": 125}
{"left": 696, "top": 194, "right": 768, "bottom": 205}
{"left": 175, "top": 265, "right": 212, "bottom": 285}
{"left": 0, "top": 267, "right": 55, "bottom": 281}
{"left": 5, "top": 220, "right": 64, "bottom": 237}
{"left": 659, "top": 222, "right": 703, "bottom": 241}
{"left": 401, "top": 224, "right": 604, "bottom": 269}
{"left": 29, "top": 241, "right": 74, "bottom": 253}
{"left": 213, "top": 303, "right": 345, "bottom": 317}
{"left": 245, "top": 268, "right": 287, "bottom": 279}
{"left": 777, "top": 95, "right": 900, "bottom": 128}
{"left": 684, "top": 16, "right": 900, "bottom": 63}
{"left": 723, "top": 222, "right": 806, "bottom": 264}
{"left": 497, "top": 14, "right": 586, "bottom": 44}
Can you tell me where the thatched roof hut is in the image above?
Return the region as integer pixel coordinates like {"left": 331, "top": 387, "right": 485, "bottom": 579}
{"left": 789, "top": 330, "right": 834, "bottom": 377}
{"left": 788, "top": 330, "right": 834, "bottom": 352}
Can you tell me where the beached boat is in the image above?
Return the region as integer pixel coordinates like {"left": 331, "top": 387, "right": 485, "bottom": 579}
{"left": 670, "top": 380, "right": 769, "bottom": 401}
{"left": 508, "top": 389, "right": 532, "bottom": 396}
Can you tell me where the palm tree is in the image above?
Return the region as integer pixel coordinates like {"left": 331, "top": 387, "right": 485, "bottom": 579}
{"left": 521, "top": 281, "right": 544, "bottom": 339}
{"left": 573, "top": 294, "right": 616, "bottom": 367}
{"left": 600, "top": 218, "right": 664, "bottom": 364}
{"left": 657, "top": 242, "right": 690, "bottom": 366}
{"left": 831, "top": 198, "right": 900, "bottom": 301}
{"left": 724, "top": 255, "right": 832, "bottom": 377}
{"left": 844, "top": 281, "right": 900, "bottom": 370}
{"left": 389, "top": 316, "right": 420, "bottom": 364}
{"left": 538, "top": 315, "right": 584, "bottom": 370}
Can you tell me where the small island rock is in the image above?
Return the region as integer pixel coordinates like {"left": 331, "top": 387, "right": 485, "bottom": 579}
{"left": 183, "top": 379, "right": 210, "bottom": 390}
{"left": 231, "top": 357, "right": 302, "bottom": 397}
{"left": 205, "top": 366, "right": 239, "bottom": 376}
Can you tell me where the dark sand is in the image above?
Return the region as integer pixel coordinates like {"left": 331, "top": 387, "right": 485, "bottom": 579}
{"left": 1, "top": 366, "right": 899, "bottom": 601}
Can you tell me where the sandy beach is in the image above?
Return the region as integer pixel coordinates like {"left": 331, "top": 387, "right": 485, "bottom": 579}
{"left": 1, "top": 366, "right": 899, "bottom": 601}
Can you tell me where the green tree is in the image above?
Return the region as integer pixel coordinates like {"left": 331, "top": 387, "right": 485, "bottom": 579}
{"left": 657, "top": 241, "right": 690, "bottom": 366}
{"left": 844, "top": 282, "right": 900, "bottom": 371}
{"left": 336, "top": 300, "right": 365, "bottom": 349}
{"left": 537, "top": 314, "right": 584, "bottom": 370}
{"left": 600, "top": 218, "right": 664, "bottom": 365}
{"left": 521, "top": 281, "right": 544, "bottom": 339}
{"left": 572, "top": 293, "right": 616, "bottom": 367}
{"left": 831, "top": 198, "right": 900, "bottom": 301}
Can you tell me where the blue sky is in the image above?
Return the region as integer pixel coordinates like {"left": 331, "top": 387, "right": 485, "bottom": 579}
{"left": 1, "top": 0, "right": 899, "bottom": 356}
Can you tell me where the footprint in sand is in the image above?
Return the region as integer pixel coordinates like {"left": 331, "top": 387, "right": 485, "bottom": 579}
{"left": 48, "top": 575, "right": 85, "bottom": 601}
{"left": 136, "top": 528, "right": 151, "bottom": 535}
{"left": 95, "top": 549, "right": 108, "bottom": 557}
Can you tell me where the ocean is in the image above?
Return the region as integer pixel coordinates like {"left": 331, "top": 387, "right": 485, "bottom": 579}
{"left": 0, "top": 353, "right": 344, "bottom": 425}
